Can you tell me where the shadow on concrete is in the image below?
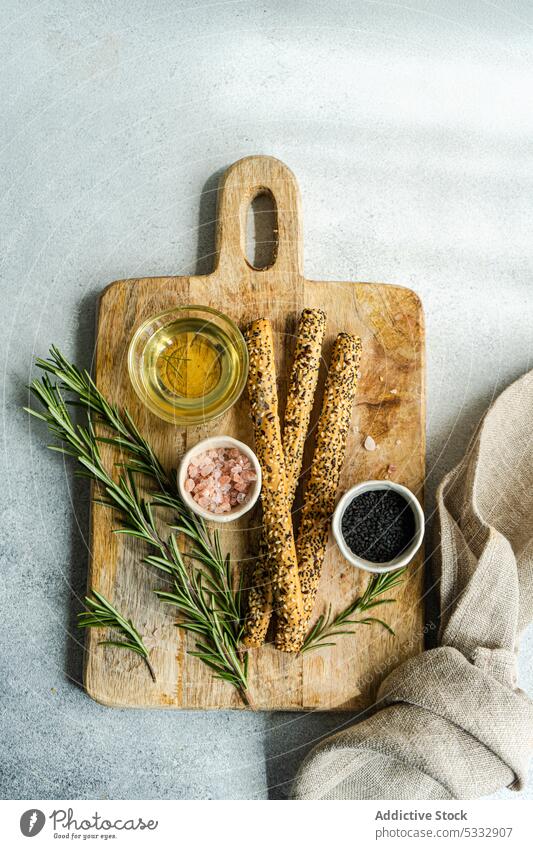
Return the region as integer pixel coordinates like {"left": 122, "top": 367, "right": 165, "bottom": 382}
{"left": 64, "top": 291, "right": 98, "bottom": 690}
{"left": 195, "top": 166, "right": 227, "bottom": 276}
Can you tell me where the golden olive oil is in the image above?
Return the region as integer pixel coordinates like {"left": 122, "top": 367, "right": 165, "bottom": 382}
{"left": 156, "top": 328, "right": 222, "bottom": 398}
{"left": 140, "top": 317, "right": 241, "bottom": 422}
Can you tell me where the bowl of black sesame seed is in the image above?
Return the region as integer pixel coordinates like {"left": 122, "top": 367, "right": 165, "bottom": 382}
{"left": 332, "top": 480, "right": 425, "bottom": 573}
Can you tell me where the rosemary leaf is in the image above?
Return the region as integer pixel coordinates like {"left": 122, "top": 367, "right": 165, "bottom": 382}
{"left": 78, "top": 590, "right": 156, "bottom": 682}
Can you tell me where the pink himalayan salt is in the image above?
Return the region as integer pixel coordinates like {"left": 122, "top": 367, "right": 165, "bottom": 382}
{"left": 185, "top": 447, "right": 256, "bottom": 514}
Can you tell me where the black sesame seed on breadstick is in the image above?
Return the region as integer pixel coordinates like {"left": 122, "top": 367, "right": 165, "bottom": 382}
{"left": 244, "top": 318, "right": 304, "bottom": 652}
{"left": 243, "top": 309, "right": 326, "bottom": 648}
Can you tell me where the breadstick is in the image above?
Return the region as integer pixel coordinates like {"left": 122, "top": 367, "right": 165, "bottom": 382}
{"left": 244, "top": 319, "right": 304, "bottom": 652}
{"left": 295, "top": 332, "right": 362, "bottom": 638}
{"left": 283, "top": 308, "right": 327, "bottom": 503}
{"left": 243, "top": 309, "right": 326, "bottom": 647}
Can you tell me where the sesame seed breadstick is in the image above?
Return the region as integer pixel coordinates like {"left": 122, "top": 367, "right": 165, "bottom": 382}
{"left": 283, "top": 308, "right": 327, "bottom": 503}
{"left": 244, "top": 319, "right": 304, "bottom": 652}
{"left": 243, "top": 309, "right": 327, "bottom": 647}
{"left": 294, "top": 332, "right": 362, "bottom": 639}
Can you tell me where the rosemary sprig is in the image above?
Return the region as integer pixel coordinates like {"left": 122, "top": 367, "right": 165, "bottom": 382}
{"left": 26, "top": 350, "right": 249, "bottom": 704}
{"left": 30, "top": 347, "right": 241, "bottom": 622}
{"left": 32, "top": 345, "right": 171, "bottom": 489}
{"left": 78, "top": 589, "right": 156, "bottom": 682}
{"left": 300, "top": 568, "right": 406, "bottom": 653}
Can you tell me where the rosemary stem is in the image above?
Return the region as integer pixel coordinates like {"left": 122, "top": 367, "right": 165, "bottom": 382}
{"left": 145, "top": 657, "right": 157, "bottom": 683}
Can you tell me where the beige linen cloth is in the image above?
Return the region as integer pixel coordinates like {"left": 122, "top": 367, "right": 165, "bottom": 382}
{"left": 292, "top": 369, "right": 533, "bottom": 799}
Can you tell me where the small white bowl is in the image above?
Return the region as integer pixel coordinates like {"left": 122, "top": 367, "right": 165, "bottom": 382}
{"left": 178, "top": 436, "right": 262, "bottom": 523}
{"left": 332, "top": 480, "right": 425, "bottom": 574}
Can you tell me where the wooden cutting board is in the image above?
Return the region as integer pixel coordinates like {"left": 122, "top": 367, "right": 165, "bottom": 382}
{"left": 85, "top": 155, "right": 425, "bottom": 711}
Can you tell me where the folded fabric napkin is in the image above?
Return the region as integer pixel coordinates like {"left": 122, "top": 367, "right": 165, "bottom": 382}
{"left": 292, "top": 369, "right": 533, "bottom": 799}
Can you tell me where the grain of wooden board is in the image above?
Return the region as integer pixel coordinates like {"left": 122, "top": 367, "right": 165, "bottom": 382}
{"left": 85, "top": 155, "right": 425, "bottom": 711}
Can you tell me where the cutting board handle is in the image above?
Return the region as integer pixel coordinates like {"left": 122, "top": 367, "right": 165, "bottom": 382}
{"left": 215, "top": 155, "right": 303, "bottom": 276}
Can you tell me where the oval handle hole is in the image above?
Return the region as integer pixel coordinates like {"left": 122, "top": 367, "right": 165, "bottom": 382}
{"left": 245, "top": 190, "right": 278, "bottom": 269}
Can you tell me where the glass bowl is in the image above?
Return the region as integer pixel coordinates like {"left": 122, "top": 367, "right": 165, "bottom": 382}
{"left": 127, "top": 305, "right": 249, "bottom": 425}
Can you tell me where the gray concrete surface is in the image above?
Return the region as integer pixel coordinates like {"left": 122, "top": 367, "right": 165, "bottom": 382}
{"left": 1, "top": 0, "right": 532, "bottom": 800}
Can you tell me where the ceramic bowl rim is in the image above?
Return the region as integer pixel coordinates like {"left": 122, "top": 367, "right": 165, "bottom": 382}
{"left": 331, "top": 480, "right": 425, "bottom": 573}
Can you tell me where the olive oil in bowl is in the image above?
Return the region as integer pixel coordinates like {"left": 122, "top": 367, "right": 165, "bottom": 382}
{"left": 128, "top": 306, "right": 248, "bottom": 425}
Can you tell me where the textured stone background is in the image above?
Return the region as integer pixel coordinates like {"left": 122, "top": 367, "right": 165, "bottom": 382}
{"left": 1, "top": 0, "right": 532, "bottom": 799}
